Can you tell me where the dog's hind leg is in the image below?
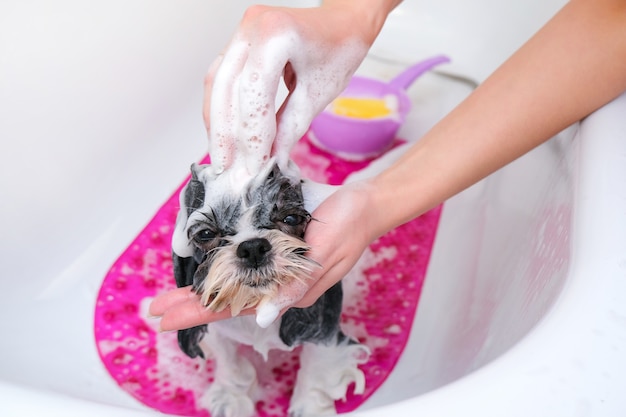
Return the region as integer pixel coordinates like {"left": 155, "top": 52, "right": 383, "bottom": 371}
{"left": 288, "top": 334, "right": 370, "bottom": 417}
{"left": 199, "top": 329, "right": 257, "bottom": 417}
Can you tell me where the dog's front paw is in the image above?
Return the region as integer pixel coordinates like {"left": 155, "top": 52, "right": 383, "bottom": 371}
{"left": 201, "top": 384, "right": 255, "bottom": 417}
{"left": 289, "top": 340, "right": 370, "bottom": 417}
{"left": 288, "top": 389, "right": 336, "bottom": 417}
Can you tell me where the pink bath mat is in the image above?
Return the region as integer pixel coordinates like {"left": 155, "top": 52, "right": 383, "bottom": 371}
{"left": 94, "top": 134, "right": 442, "bottom": 416}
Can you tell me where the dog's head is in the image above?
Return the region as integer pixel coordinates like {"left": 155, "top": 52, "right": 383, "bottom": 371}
{"left": 171, "top": 160, "right": 318, "bottom": 316}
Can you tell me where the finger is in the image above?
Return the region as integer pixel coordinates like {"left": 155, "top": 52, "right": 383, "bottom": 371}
{"left": 273, "top": 44, "right": 336, "bottom": 165}
{"left": 159, "top": 299, "right": 234, "bottom": 332}
{"left": 237, "top": 36, "right": 290, "bottom": 173}
{"left": 208, "top": 39, "right": 249, "bottom": 173}
{"left": 259, "top": 222, "right": 344, "bottom": 314}
{"left": 293, "top": 257, "right": 349, "bottom": 308}
{"left": 283, "top": 62, "right": 296, "bottom": 92}
{"left": 291, "top": 245, "right": 340, "bottom": 308}
{"left": 203, "top": 53, "right": 225, "bottom": 135}
{"left": 291, "top": 198, "right": 365, "bottom": 308}
{"left": 148, "top": 286, "right": 198, "bottom": 317}
{"left": 157, "top": 297, "right": 256, "bottom": 332}
{"left": 255, "top": 278, "right": 310, "bottom": 327}
{"left": 273, "top": 85, "right": 316, "bottom": 167}
{"left": 273, "top": 40, "right": 368, "bottom": 162}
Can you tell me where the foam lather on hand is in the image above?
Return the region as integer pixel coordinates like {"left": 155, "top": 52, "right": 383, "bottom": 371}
{"left": 208, "top": 29, "right": 369, "bottom": 175}
{"left": 255, "top": 278, "right": 311, "bottom": 328}
{"left": 255, "top": 301, "right": 280, "bottom": 328}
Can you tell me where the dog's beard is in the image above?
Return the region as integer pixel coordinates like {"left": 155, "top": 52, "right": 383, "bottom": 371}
{"left": 198, "top": 229, "right": 319, "bottom": 316}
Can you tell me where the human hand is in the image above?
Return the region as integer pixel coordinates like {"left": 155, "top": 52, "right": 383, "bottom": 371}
{"left": 263, "top": 181, "right": 380, "bottom": 314}
{"left": 204, "top": 1, "right": 396, "bottom": 174}
{"left": 150, "top": 0, "right": 402, "bottom": 330}
{"left": 149, "top": 180, "right": 381, "bottom": 331}
{"left": 148, "top": 286, "right": 248, "bottom": 332}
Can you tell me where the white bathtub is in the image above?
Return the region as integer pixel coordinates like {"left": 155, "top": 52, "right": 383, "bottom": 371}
{"left": 2, "top": 0, "right": 626, "bottom": 416}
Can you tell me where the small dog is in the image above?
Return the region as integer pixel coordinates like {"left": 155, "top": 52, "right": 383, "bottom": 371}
{"left": 171, "top": 159, "right": 369, "bottom": 417}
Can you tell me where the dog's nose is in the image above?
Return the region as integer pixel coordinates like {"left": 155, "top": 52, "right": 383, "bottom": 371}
{"left": 236, "top": 238, "right": 272, "bottom": 268}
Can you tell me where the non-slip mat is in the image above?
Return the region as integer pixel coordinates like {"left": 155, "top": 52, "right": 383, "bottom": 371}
{"left": 94, "top": 134, "right": 442, "bottom": 416}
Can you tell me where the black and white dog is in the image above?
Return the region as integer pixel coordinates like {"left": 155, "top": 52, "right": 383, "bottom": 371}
{"left": 171, "top": 160, "right": 369, "bottom": 417}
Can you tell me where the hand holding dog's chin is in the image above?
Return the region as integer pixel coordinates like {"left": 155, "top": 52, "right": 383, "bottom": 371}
{"left": 255, "top": 182, "right": 379, "bottom": 325}
{"left": 149, "top": 181, "right": 379, "bottom": 331}
{"left": 292, "top": 181, "right": 381, "bottom": 308}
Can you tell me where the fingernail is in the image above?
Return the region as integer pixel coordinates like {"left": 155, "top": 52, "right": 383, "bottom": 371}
{"left": 157, "top": 325, "right": 176, "bottom": 334}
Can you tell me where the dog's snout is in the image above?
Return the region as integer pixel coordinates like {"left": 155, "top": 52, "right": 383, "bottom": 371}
{"left": 237, "top": 238, "right": 272, "bottom": 268}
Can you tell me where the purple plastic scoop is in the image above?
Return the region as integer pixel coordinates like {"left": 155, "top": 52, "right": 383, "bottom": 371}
{"left": 309, "top": 55, "right": 450, "bottom": 160}
{"left": 389, "top": 55, "right": 451, "bottom": 90}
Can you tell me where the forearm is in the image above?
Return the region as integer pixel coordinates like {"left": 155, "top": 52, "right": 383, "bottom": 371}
{"left": 370, "top": 0, "right": 626, "bottom": 236}
{"left": 320, "top": 0, "right": 402, "bottom": 44}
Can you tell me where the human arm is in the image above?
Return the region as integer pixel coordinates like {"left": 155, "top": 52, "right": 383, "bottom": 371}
{"left": 287, "top": 0, "right": 626, "bottom": 308}
{"left": 149, "top": 0, "right": 401, "bottom": 330}
{"left": 151, "top": 0, "right": 626, "bottom": 329}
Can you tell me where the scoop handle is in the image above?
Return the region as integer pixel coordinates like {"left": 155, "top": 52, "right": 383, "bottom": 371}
{"left": 389, "top": 55, "right": 451, "bottom": 90}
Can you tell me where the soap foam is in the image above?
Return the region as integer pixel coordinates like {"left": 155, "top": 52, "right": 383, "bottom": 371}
{"left": 273, "top": 37, "right": 369, "bottom": 169}
{"left": 256, "top": 279, "right": 311, "bottom": 328}
{"left": 208, "top": 40, "right": 248, "bottom": 173}
{"left": 208, "top": 30, "right": 368, "bottom": 175}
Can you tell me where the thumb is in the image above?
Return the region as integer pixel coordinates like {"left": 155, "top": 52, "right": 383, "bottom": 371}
{"left": 255, "top": 279, "right": 310, "bottom": 328}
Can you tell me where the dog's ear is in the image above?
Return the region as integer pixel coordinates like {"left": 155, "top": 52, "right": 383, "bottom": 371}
{"left": 173, "top": 251, "right": 207, "bottom": 359}
{"left": 172, "top": 164, "right": 209, "bottom": 286}
{"left": 172, "top": 252, "right": 199, "bottom": 288}
{"left": 186, "top": 163, "right": 207, "bottom": 216}
{"left": 172, "top": 164, "right": 209, "bottom": 258}
{"left": 173, "top": 247, "right": 210, "bottom": 360}
{"left": 178, "top": 326, "right": 208, "bottom": 359}
{"left": 172, "top": 163, "right": 215, "bottom": 360}
{"left": 266, "top": 162, "right": 280, "bottom": 180}
{"left": 190, "top": 162, "right": 202, "bottom": 181}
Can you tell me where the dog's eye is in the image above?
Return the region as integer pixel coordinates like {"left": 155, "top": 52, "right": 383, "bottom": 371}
{"left": 283, "top": 214, "right": 305, "bottom": 226}
{"left": 193, "top": 229, "right": 216, "bottom": 243}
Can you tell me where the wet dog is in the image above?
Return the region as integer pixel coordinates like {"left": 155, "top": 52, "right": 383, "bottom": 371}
{"left": 171, "top": 160, "right": 369, "bottom": 417}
